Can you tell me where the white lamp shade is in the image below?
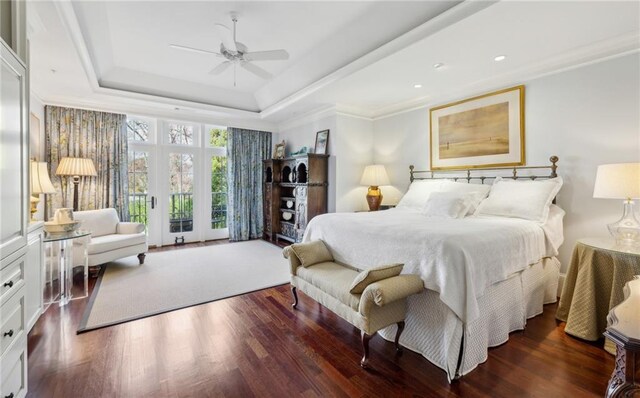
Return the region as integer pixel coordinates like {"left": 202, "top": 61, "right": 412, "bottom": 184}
{"left": 30, "top": 161, "right": 56, "bottom": 194}
{"left": 360, "top": 164, "right": 390, "bottom": 186}
{"left": 593, "top": 163, "right": 640, "bottom": 199}
{"left": 56, "top": 157, "right": 97, "bottom": 177}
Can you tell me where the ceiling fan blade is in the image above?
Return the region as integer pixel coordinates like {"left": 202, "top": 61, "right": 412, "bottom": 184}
{"left": 209, "top": 61, "right": 232, "bottom": 75}
{"left": 243, "top": 50, "right": 290, "bottom": 62}
{"left": 240, "top": 62, "right": 272, "bottom": 80}
{"left": 214, "top": 23, "right": 237, "bottom": 53}
{"left": 169, "top": 44, "right": 223, "bottom": 58}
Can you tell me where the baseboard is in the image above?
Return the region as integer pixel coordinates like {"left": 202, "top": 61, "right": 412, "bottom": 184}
{"left": 557, "top": 272, "right": 566, "bottom": 299}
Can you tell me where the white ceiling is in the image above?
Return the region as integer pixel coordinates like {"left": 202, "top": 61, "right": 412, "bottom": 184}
{"left": 28, "top": 1, "right": 640, "bottom": 126}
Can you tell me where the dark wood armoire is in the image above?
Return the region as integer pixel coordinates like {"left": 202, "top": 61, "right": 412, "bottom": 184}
{"left": 263, "top": 154, "right": 329, "bottom": 244}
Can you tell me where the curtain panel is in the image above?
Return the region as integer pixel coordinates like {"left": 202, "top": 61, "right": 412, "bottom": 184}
{"left": 227, "top": 128, "right": 272, "bottom": 241}
{"left": 45, "top": 105, "right": 129, "bottom": 220}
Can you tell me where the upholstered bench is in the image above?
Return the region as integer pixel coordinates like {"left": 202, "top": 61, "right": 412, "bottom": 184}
{"left": 283, "top": 240, "right": 424, "bottom": 368}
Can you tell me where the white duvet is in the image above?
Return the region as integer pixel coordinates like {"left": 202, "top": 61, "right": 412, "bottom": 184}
{"left": 303, "top": 207, "right": 563, "bottom": 324}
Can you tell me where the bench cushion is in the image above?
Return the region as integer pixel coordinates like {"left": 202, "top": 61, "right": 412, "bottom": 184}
{"left": 349, "top": 263, "right": 404, "bottom": 294}
{"left": 296, "top": 262, "right": 360, "bottom": 310}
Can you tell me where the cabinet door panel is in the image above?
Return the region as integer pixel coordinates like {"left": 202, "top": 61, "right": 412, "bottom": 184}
{"left": 0, "top": 42, "right": 28, "bottom": 258}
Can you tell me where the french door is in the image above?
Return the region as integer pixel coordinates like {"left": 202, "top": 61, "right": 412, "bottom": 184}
{"left": 127, "top": 117, "right": 228, "bottom": 247}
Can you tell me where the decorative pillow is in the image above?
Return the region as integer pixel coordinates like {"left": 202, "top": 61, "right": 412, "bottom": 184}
{"left": 396, "top": 180, "right": 446, "bottom": 211}
{"left": 289, "top": 240, "right": 334, "bottom": 267}
{"left": 439, "top": 181, "right": 491, "bottom": 215}
{"left": 475, "top": 176, "right": 563, "bottom": 223}
{"left": 422, "top": 191, "right": 473, "bottom": 219}
{"left": 349, "top": 263, "right": 404, "bottom": 294}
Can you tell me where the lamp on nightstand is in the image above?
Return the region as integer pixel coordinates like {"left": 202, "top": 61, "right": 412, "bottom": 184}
{"left": 56, "top": 157, "right": 97, "bottom": 211}
{"left": 593, "top": 163, "right": 640, "bottom": 246}
{"left": 361, "top": 164, "right": 390, "bottom": 211}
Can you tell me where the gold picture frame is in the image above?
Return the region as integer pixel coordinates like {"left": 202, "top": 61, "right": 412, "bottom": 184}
{"left": 274, "top": 140, "right": 286, "bottom": 159}
{"left": 429, "top": 85, "right": 525, "bottom": 170}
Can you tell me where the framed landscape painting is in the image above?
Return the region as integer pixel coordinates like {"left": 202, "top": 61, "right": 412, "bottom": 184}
{"left": 429, "top": 85, "right": 525, "bottom": 170}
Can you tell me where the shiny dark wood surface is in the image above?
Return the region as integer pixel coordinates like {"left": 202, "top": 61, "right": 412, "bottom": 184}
{"left": 28, "top": 245, "right": 614, "bottom": 397}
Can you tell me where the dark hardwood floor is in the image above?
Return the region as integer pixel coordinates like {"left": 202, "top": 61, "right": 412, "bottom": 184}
{"left": 27, "top": 243, "right": 614, "bottom": 397}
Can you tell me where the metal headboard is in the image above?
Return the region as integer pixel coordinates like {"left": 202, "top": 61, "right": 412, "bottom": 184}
{"left": 409, "top": 156, "right": 559, "bottom": 184}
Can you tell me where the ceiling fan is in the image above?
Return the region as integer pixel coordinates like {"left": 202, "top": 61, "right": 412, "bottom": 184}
{"left": 169, "top": 14, "right": 289, "bottom": 86}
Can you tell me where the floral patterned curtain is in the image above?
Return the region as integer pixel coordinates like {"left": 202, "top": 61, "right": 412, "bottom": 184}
{"left": 227, "top": 127, "right": 272, "bottom": 241}
{"left": 45, "top": 105, "right": 129, "bottom": 220}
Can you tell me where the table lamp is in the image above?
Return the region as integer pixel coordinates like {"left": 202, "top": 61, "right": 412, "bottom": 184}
{"left": 593, "top": 163, "right": 640, "bottom": 246}
{"left": 30, "top": 160, "right": 57, "bottom": 222}
{"left": 360, "top": 164, "right": 390, "bottom": 211}
{"left": 55, "top": 157, "right": 97, "bottom": 211}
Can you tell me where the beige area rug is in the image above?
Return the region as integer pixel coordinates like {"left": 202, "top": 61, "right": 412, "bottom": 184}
{"left": 78, "top": 240, "right": 289, "bottom": 333}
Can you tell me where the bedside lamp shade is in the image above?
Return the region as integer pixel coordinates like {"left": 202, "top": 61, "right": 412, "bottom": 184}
{"left": 593, "top": 162, "right": 640, "bottom": 246}
{"left": 360, "top": 165, "right": 390, "bottom": 187}
{"left": 55, "top": 157, "right": 97, "bottom": 211}
{"left": 361, "top": 165, "right": 390, "bottom": 211}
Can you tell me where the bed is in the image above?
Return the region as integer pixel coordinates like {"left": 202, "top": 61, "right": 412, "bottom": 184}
{"left": 302, "top": 157, "right": 563, "bottom": 381}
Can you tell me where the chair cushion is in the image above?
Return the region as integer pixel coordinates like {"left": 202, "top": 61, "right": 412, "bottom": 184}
{"left": 349, "top": 264, "right": 404, "bottom": 294}
{"left": 74, "top": 208, "right": 120, "bottom": 237}
{"left": 296, "top": 262, "right": 360, "bottom": 310}
{"left": 289, "top": 240, "right": 334, "bottom": 267}
{"left": 87, "top": 233, "right": 146, "bottom": 255}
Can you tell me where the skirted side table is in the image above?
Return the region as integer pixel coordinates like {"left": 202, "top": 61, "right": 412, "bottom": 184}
{"left": 556, "top": 238, "right": 640, "bottom": 354}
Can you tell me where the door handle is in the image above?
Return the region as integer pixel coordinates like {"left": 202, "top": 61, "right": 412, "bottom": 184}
{"left": 151, "top": 196, "right": 156, "bottom": 209}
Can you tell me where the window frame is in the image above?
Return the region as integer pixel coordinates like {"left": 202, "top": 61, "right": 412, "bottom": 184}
{"left": 162, "top": 120, "right": 201, "bottom": 147}
{"left": 126, "top": 115, "right": 157, "bottom": 145}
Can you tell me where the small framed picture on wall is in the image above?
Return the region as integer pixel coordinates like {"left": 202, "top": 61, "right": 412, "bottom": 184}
{"left": 314, "top": 130, "right": 329, "bottom": 155}
{"left": 274, "top": 140, "right": 286, "bottom": 159}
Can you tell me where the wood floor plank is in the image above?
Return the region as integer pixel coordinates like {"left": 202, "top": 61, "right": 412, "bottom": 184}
{"left": 27, "top": 242, "right": 615, "bottom": 397}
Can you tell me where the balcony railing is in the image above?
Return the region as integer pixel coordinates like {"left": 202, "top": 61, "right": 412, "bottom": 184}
{"left": 129, "top": 192, "right": 227, "bottom": 231}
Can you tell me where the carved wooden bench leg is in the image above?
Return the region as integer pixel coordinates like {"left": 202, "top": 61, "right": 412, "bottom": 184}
{"left": 361, "top": 331, "right": 373, "bottom": 368}
{"left": 291, "top": 286, "right": 299, "bottom": 309}
{"left": 137, "top": 253, "right": 146, "bottom": 265}
{"left": 395, "top": 321, "right": 405, "bottom": 354}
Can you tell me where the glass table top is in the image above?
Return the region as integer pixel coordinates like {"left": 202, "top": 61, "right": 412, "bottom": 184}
{"left": 43, "top": 229, "right": 91, "bottom": 243}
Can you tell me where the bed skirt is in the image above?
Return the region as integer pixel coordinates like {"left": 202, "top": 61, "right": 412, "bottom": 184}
{"left": 378, "top": 257, "right": 560, "bottom": 382}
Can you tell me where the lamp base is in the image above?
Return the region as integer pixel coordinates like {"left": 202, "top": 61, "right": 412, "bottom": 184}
{"left": 366, "top": 186, "right": 383, "bottom": 211}
{"left": 608, "top": 200, "right": 640, "bottom": 247}
{"left": 30, "top": 195, "right": 39, "bottom": 222}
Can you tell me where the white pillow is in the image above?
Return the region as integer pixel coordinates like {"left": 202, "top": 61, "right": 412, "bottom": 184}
{"left": 475, "top": 176, "right": 563, "bottom": 223}
{"left": 396, "top": 180, "right": 446, "bottom": 211}
{"left": 440, "top": 181, "right": 491, "bottom": 215}
{"left": 422, "top": 191, "right": 473, "bottom": 219}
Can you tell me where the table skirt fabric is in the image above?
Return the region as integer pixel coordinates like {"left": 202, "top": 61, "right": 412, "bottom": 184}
{"left": 557, "top": 243, "right": 640, "bottom": 348}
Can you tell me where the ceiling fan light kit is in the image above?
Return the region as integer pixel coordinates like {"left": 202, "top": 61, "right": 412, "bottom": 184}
{"left": 170, "top": 14, "right": 289, "bottom": 86}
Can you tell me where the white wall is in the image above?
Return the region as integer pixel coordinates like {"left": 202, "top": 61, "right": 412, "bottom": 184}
{"left": 372, "top": 53, "right": 640, "bottom": 272}
{"left": 278, "top": 113, "right": 338, "bottom": 212}
{"left": 277, "top": 111, "right": 375, "bottom": 212}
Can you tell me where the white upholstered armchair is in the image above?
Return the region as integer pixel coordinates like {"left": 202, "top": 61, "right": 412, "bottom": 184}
{"left": 72, "top": 208, "right": 148, "bottom": 267}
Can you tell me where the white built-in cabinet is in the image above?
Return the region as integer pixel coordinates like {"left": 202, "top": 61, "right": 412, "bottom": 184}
{"left": 0, "top": 36, "right": 29, "bottom": 398}
{"left": 25, "top": 223, "right": 43, "bottom": 332}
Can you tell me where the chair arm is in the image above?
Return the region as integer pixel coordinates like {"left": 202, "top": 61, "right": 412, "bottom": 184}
{"left": 359, "top": 275, "right": 424, "bottom": 317}
{"left": 117, "top": 222, "right": 145, "bottom": 234}
{"left": 283, "top": 246, "right": 302, "bottom": 275}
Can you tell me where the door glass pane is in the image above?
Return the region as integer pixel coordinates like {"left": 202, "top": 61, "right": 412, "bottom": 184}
{"left": 127, "top": 151, "right": 148, "bottom": 226}
{"left": 126, "top": 119, "right": 149, "bottom": 142}
{"left": 167, "top": 123, "right": 194, "bottom": 145}
{"left": 211, "top": 155, "right": 227, "bottom": 229}
{"left": 169, "top": 153, "right": 194, "bottom": 233}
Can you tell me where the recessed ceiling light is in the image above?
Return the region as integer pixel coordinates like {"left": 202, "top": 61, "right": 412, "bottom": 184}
{"left": 414, "top": 84, "right": 422, "bottom": 88}
{"left": 494, "top": 55, "right": 507, "bottom": 62}
{"left": 433, "top": 63, "right": 444, "bottom": 69}
{"left": 174, "top": 107, "right": 180, "bottom": 111}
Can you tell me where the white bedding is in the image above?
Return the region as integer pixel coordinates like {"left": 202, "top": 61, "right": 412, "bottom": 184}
{"left": 303, "top": 208, "right": 562, "bottom": 324}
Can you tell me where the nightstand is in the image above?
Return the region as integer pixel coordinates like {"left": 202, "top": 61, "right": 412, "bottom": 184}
{"left": 557, "top": 238, "right": 640, "bottom": 354}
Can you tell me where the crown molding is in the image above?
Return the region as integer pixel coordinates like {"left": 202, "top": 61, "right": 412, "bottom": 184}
{"left": 276, "top": 105, "right": 338, "bottom": 132}
{"left": 259, "top": 0, "right": 497, "bottom": 120}
{"left": 372, "top": 32, "right": 640, "bottom": 121}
